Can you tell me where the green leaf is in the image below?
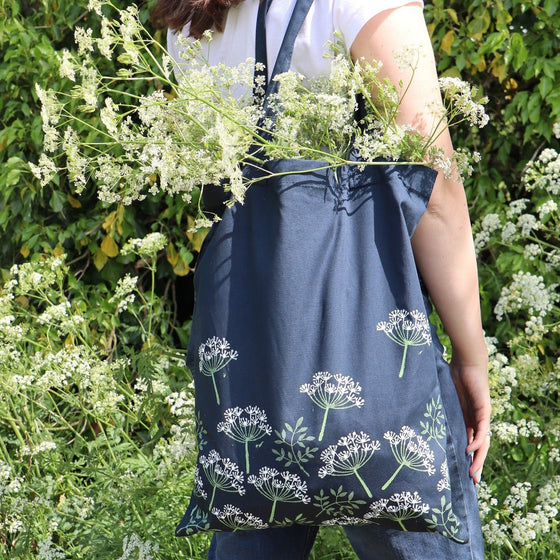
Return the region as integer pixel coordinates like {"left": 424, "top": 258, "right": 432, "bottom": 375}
{"left": 478, "top": 32, "right": 507, "bottom": 56}
{"left": 467, "top": 8, "right": 491, "bottom": 41}
{"left": 510, "top": 33, "right": 529, "bottom": 71}
{"left": 49, "top": 190, "right": 66, "bottom": 213}
{"left": 544, "top": 0, "right": 557, "bottom": 16}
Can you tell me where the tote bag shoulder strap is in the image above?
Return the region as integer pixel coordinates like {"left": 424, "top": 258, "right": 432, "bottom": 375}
{"left": 255, "top": 0, "right": 314, "bottom": 105}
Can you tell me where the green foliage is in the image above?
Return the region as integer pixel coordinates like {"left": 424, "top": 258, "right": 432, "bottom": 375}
{"left": 0, "top": 0, "right": 198, "bottom": 280}
{"left": 425, "top": 0, "right": 560, "bottom": 204}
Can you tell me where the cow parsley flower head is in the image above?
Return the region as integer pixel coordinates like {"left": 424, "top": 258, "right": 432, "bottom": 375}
{"left": 74, "top": 27, "right": 95, "bottom": 56}
{"left": 58, "top": 49, "right": 76, "bottom": 81}
{"left": 29, "top": 154, "right": 57, "bottom": 187}
{"left": 438, "top": 77, "right": 489, "bottom": 127}
{"left": 87, "top": 0, "right": 104, "bottom": 15}
{"left": 121, "top": 232, "right": 167, "bottom": 257}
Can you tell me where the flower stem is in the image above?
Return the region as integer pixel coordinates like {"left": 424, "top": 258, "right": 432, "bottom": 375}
{"left": 211, "top": 373, "right": 220, "bottom": 405}
{"left": 398, "top": 343, "right": 409, "bottom": 378}
{"left": 354, "top": 469, "right": 373, "bottom": 498}
{"left": 209, "top": 486, "right": 217, "bottom": 511}
{"left": 382, "top": 463, "right": 404, "bottom": 491}
{"left": 245, "top": 440, "right": 250, "bottom": 473}
{"left": 318, "top": 407, "right": 330, "bottom": 442}
{"left": 269, "top": 498, "right": 278, "bottom": 523}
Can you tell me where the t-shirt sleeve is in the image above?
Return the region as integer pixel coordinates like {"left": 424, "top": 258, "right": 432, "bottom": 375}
{"left": 333, "top": 0, "right": 424, "bottom": 51}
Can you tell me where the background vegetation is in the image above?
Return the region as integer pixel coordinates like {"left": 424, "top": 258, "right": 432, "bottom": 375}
{"left": 0, "top": 0, "right": 558, "bottom": 558}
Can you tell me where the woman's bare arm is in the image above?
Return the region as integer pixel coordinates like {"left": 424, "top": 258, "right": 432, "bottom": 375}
{"left": 351, "top": 4, "right": 491, "bottom": 482}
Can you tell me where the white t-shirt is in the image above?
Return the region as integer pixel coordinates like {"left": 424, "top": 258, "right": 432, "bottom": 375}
{"left": 168, "top": 0, "right": 423, "bottom": 80}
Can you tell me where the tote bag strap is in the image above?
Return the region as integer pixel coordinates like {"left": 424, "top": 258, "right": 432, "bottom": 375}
{"left": 254, "top": 0, "right": 314, "bottom": 106}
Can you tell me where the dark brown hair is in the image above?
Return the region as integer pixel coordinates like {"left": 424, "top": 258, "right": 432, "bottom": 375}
{"left": 151, "top": 0, "right": 247, "bottom": 38}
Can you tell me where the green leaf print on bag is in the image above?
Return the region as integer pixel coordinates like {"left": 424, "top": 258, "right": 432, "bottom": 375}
{"left": 376, "top": 310, "right": 432, "bottom": 378}
{"left": 420, "top": 396, "right": 446, "bottom": 452}
{"left": 365, "top": 491, "right": 429, "bottom": 531}
{"left": 211, "top": 505, "right": 268, "bottom": 530}
{"left": 199, "top": 337, "right": 238, "bottom": 405}
{"left": 318, "top": 432, "right": 380, "bottom": 499}
{"left": 272, "top": 416, "right": 318, "bottom": 476}
{"left": 299, "top": 372, "right": 364, "bottom": 441}
{"left": 178, "top": 504, "right": 210, "bottom": 536}
{"left": 427, "top": 495, "right": 465, "bottom": 543}
{"left": 198, "top": 450, "right": 245, "bottom": 510}
{"left": 217, "top": 406, "right": 272, "bottom": 473}
{"left": 313, "top": 486, "right": 367, "bottom": 518}
{"left": 247, "top": 467, "right": 311, "bottom": 523}
{"left": 382, "top": 426, "right": 436, "bottom": 490}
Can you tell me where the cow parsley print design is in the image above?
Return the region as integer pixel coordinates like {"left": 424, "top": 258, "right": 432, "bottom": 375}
{"left": 198, "top": 337, "right": 238, "bottom": 405}
{"left": 318, "top": 432, "right": 380, "bottom": 498}
{"left": 376, "top": 309, "right": 432, "bottom": 378}
{"left": 299, "top": 372, "right": 364, "bottom": 441}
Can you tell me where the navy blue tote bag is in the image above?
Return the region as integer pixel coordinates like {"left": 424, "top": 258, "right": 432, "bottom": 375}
{"left": 176, "top": 0, "right": 471, "bottom": 543}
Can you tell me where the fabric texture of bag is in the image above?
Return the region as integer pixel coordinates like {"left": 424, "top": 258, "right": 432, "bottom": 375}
{"left": 176, "top": 0, "right": 470, "bottom": 543}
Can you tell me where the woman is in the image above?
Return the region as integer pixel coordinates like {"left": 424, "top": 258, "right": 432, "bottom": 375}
{"left": 152, "top": 1, "right": 491, "bottom": 558}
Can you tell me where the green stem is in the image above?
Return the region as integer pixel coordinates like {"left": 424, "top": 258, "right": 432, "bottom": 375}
{"left": 396, "top": 518, "right": 408, "bottom": 532}
{"left": 208, "top": 486, "right": 217, "bottom": 511}
{"left": 354, "top": 469, "right": 372, "bottom": 498}
{"left": 245, "top": 440, "right": 250, "bottom": 473}
{"left": 290, "top": 429, "right": 310, "bottom": 476}
{"left": 382, "top": 463, "right": 404, "bottom": 491}
{"left": 318, "top": 407, "right": 330, "bottom": 442}
{"left": 211, "top": 373, "right": 220, "bottom": 405}
{"left": 269, "top": 498, "right": 278, "bottom": 523}
{"left": 398, "top": 344, "right": 409, "bottom": 378}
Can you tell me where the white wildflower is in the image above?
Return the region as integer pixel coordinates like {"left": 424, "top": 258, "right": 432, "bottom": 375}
{"left": 524, "top": 315, "right": 545, "bottom": 337}
{"left": 87, "top": 0, "right": 104, "bottom": 15}
{"left": 494, "top": 271, "right": 557, "bottom": 320}
{"left": 37, "top": 301, "right": 71, "bottom": 325}
{"left": 35, "top": 83, "right": 61, "bottom": 127}
{"left": 117, "top": 533, "right": 160, "bottom": 560}
{"left": 36, "top": 535, "right": 65, "bottom": 560}
{"left": 549, "top": 448, "right": 560, "bottom": 463}
{"left": 500, "top": 221, "right": 517, "bottom": 242}
{"left": 506, "top": 198, "right": 529, "bottom": 218}
{"left": 538, "top": 199, "right": 558, "bottom": 218}
{"left": 109, "top": 274, "right": 137, "bottom": 313}
{"left": 517, "top": 213, "right": 539, "bottom": 236}
{"left": 492, "top": 422, "right": 518, "bottom": 444}
{"left": 97, "top": 17, "right": 114, "bottom": 59}
{"left": 511, "top": 508, "right": 550, "bottom": 545}
{"left": 482, "top": 519, "right": 508, "bottom": 546}
{"left": 474, "top": 213, "right": 501, "bottom": 251}
{"left": 78, "top": 64, "right": 99, "bottom": 110}
{"left": 394, "top": 44, "right": 421, "bottom": 70}
{"left": 20, "top": 441, "right": 57, "bottom": 457}
{"left": 439, "top": 77, "right": 489, "bottom": 127}
{"left": 517, "top": 418, "right": 542, "bottom": 440}
{"left": 58, "top": 49, "right": 76, "bottom": 81}
{"left": 74, "top": 27, "right": 95, "bottom": 56}
{"left": 503, "top": 482, "right": 532, "bottom": 513}
{"left": 121, "top": 233, "right": 167, "bottom": 257}
{"left": 28, "top": 153, "right": 57, "bottom": 186}
{"left": 63, "top": 127, "right": 88, "bottom": 190}
{"left": 100, "top": 97, "right": 120, "bottom": 136}
{"left": 523, "top": 243, "right": 542, "bottom": 260}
